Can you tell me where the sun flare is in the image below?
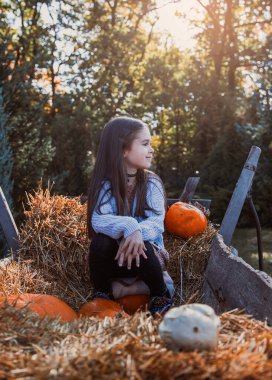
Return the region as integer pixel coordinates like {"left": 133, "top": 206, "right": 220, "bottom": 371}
{"left": 155, "top": 0, "right": 205, "bottom": 50}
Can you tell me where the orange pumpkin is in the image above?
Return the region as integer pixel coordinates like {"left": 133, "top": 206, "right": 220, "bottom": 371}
{"left": 165, "top": 202, "right": 207, "bottom": 239}
{"left": 0, "top": 294, "right": 77, "bottom": 322}
{"left": 78, "top": 298, "right": 128, "bottom": 319}
{"left": 116, "top": 294, "right": 150, "bottom": 315}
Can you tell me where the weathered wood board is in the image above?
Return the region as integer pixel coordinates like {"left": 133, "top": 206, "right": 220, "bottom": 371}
{"left": 219, "top": 145, "right": 261, "bottom": 246}
{"left": 203, "top": 233, "right": 272, "bottom": 325}
{"left": 0, "top": 187, "right": 19, "bottom": 257}
{"left": 179, "top": 177, "right": 200, "bottom": 203}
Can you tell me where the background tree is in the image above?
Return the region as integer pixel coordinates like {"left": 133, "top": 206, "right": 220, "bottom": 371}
{"left": 0, "top": 0, "right": 271, "bottom": 227}
{"left": 176, "top": 0, "right": 272, "bottom": 222}
{"left": 1, "top": 0, "right": 55, "bottom": 221}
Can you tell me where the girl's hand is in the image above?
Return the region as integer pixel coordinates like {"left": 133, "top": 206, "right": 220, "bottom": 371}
{"left": 114, "top": 230, "right": 147, "bottom": 268}
{"left": 126, "top": 251, "right": 141, "bottom": 270}
{"left": 114, "top": 238, "right": 126, "bottom": 266}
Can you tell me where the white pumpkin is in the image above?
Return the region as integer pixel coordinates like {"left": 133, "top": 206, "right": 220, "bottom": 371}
{"left": 159, "top": 303, "right": 220, "bottom": 351}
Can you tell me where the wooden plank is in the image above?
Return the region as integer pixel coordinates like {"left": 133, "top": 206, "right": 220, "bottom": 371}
{"left": 203, "top": 234, "right": 272, "bottom": 325}
{"left": 0, "top": 187, "right": 19, "bottom": 257}
{"left": 219, "top": 146, "right": 261, "bottom": 246}
{"left": 179, "top": 177, "right": 200, "bottom": 202}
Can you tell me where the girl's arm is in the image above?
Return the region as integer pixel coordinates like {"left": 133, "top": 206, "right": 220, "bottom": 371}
{"left": 91, "top": 182, "right": 141, "bottom": 239}
{"left": 138, "top": 179, "right": 166, "bottom": 241}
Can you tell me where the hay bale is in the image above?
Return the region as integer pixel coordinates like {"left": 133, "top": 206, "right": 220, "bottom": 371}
{"left": 1, "top": 186, "right": 272, "bottom": 378}
{"left": 164, "top": 224, "right": 217, "bottom": 306}
{"left": 0, "top": 259, "right": 52, "bottom": 296}
{"left": 2, "top": 184, "right": 216, "bottom": 310}
{"left": 17, "top": 185, "right": 90, "bottom": 309}
{"left": 0, "top": 305, "right": 272, "bottom": 379}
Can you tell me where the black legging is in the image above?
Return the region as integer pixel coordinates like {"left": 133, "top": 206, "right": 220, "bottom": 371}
{"left": 88, "top": 233, "right": 169, "bottom": 297}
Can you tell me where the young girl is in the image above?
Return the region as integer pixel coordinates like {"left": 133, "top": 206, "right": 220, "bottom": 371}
{"left": 87, "top": 116, "right": 174, "bottom": 315}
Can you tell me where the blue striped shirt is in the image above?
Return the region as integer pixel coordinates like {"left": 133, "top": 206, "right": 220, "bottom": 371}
{"left": 91, "top": 176, "right": 166, "bottom": 249}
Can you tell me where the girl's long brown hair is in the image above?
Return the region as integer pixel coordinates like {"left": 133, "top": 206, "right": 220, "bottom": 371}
{"left": 87, "top": 116, "right": 167, "bottom": 239}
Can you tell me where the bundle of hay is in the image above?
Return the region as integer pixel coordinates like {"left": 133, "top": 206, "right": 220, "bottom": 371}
{"left": 165, "top": 225, "right": 217, "bottom": 305}
{"left": 1, "top": 184, "right": 216, "bottom": 310}
{"left": 0, "top": 259, "right": 52, "bottom": 296}
{"left": 2, "top": 187, "right": 272, "bottom": 378}
{"left": 0, "top": 305, "right": 272, "bottom": 379}
{"left": 15, "top": 185, "right": 91, "bottom": 309}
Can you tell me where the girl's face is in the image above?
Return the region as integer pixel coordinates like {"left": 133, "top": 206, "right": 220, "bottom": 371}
{"left": 123, "top": 125, "right": 154, "bottom": 171}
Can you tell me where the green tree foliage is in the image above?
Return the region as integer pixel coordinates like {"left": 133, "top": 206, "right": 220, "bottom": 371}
{"left": 245, "top": 61, "right": 272, "bottom": 226}
{"left": 1, "top": 0, "right": 55, "bottom": 219}
{"left": 200, "top": 124, "right": 253, "bottom": 223}
{"left": 48, "top": 0, "right": 163, "bottom": 194}
{"left": 47, "top": 94, "right": 92, "bottom": 195}
{"left": 182, "top": 0, "right": 271, "bottom": 158}
{"left": 129, "top": 44, "right": 197, "bottom": 191}
{"left": 74, "top": 1, "right": 159, "bottom": 148}
{"left": 0, "top": 0, "right": 271, "bottom": 226}
{"left": 182, "top": 0, "right": 272, "bottom": 223}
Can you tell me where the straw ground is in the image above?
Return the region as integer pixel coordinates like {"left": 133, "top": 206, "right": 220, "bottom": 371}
{"left": 1, "top": 186, "right": 272, "bottom": 378}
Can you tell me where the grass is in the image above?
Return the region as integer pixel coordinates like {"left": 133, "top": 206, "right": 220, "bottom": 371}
{"left": 232, "top": 228, "right": 272, "bottom": 275}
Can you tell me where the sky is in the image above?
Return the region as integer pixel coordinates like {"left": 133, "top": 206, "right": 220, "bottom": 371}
{"left": 154, "top": 0, "right": 205, "bottom": 50}
{"left": 36, "top": 0, "right": 206, "bottom": 87}
{"left": 38, "top": 1, "right": 205, "bottom": 52}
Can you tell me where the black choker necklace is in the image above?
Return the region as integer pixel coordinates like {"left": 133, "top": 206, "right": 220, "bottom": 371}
{"left": 127, "top": 173, "right": 137, "bottom": 177}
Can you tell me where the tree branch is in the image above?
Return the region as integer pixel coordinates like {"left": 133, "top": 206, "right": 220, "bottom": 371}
{"left": 234, "top": 20, "right": 271, "bottom": 28}
{"left": 195, "top": 0, "right": 218, "bottom": 25}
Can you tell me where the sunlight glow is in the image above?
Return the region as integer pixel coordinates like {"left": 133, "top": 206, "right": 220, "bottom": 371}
{"left": 155, "top": 0, "right": 205, "bottom": 50}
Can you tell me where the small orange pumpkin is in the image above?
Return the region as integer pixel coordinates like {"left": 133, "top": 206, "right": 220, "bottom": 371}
{"left": 165, "top": 202, "right": 207, "bottom": 239}
{"left": 116, "top": 294, "right": 150, "bottom": 315}
{"left": 0, "top": 294, "right": 77, "bottom": 322}
{"left": 78, "top": 299, "right": 128, "bottom": 319}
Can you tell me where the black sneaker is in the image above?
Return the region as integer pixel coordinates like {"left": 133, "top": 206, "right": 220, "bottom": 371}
{"left": 93, "top": 291, "right": 114, "bottom": 300}
{"left": 148, "top": 295, "right": 173, "bottom": 316}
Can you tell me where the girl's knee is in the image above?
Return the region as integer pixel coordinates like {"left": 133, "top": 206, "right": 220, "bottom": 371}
{"left": 89, "top": 233, "right": 118, "bottom": 256}
{"left": 143, "top": 241, "right": 155, "bottom": 254}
